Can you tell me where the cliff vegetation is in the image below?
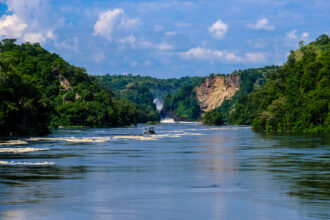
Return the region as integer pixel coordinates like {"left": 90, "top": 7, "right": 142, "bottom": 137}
{"left": 229, "top": 35, "right": 330, "bottom": 132}
{"left": 0, "top": 40, "right": 138, "bottom": 136}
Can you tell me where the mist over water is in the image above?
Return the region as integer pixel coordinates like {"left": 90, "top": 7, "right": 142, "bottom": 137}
{"left": 160, "top": 117, "right": 175, "bottom": 123}
{"left": 0, "top": 124, "right": 329, "bottom": 219}
{"left": 153, "top": 98, "right": 163, "bottom": 111}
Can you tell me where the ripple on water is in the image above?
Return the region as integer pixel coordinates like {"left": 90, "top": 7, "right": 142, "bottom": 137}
{"left": 0, "top": 140, "right": 28, "bottom": 146}
{"left": 27, "top": 137, "right": 111, "bottom": 143}
{"left": 0, "top": 147, "right": 49, "bottom": 153}
{"left": 0, "top": 161, "right": 54, "bottom": 166}
{"left": 25, "top": 132, "right": 204, "bottom": 143}
{"left": 112, "top": 132, "right": 203, "bottom": 141}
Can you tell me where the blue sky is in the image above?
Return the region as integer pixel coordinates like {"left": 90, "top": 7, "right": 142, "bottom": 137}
{"left": 0, "top": 0, "right": 329, "bottom": 78}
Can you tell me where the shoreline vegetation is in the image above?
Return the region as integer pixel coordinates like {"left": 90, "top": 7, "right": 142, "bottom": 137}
{"left": 162, "top": 35, "right": 329, "bottom": 133}
{"left": 0, "top": 35, "right": 329, "bottom": 137}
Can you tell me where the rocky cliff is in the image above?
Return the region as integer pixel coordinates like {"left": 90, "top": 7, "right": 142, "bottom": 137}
{"left": 195, "top": 74, "right": 240, "bottom": 112}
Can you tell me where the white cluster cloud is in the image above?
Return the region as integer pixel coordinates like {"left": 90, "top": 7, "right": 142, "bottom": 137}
{"left": 165, "top": 31, "right": 180, "bottom": 36}
{"left": 0, "top": 0, "right": 56, "bottom": 43}
{"left": 92, "top": 52, "right": 105, "bottom": 63}
{"left": 0, "top": 14, "right": 27, "bottom": 38}
{"left": 55, "top": 37, "right": 79, "bottom": 53}
{"left": 157, "top": 42, "right": 174, "bottom": 51}
{"left": 181, "top": 47, "right": 266, "bottom": 63}
{"left": 118, "top": 35, "right": 136, "bottom": 45}
{"left": 245, "top": 52, "right": 267, "bottom": 63}
{"left": 209, "top": 19, "right": 228, "bottom": 40}
{"left": 287, "top": 29, "right": 309, "bottom": 40}
{"left": 248, "top": 18, "right": 275, "bottom": 31}
{"left": 93, "top": 9, "right": 140, "bottom": 41}
{"left": 139, "top": 40, "right": 174, "bottom": 51}
{"left": 142, "top": 60, "right": 153, "bottom": 67}
{"left": 285, "top": 29, "right": 309, "bottom": 47}
{"left": 287, "top": 29, "right": 298, "bottom": 39}
{"left": 301, "top": 32, "right": 309, "bottom": 38}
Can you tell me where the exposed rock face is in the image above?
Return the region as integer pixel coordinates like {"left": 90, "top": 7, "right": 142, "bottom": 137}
{"left": 195, "top": 74, "right": 240, "bottom": 112}
{"left": 59, "top": 74, "right": 72, "bottom": 91}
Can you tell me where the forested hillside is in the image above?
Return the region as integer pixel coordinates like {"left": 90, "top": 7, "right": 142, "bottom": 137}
{"left": 161, "top": 66, "right": 277, "bottom": 121}
{"left": 1, "top": 34, "right": 328, "bottom": 135}
{"left": 94, "top": 74, "right": 205, "bottom": 100}
{"left": 94, "top": 74, "right": 205, "bottom": 122}
{"left": 229, "top": 35, "right": 330, "bottom": 132}
{"left": 220, "top": 66, "right": 278, "bottom": 121}
{"left": 161, "top": 35, "right": 329, "bottom": 132}
{"left": 116, "top": 83, "right": 160, "bottom": 123}
{"left": 0, "top": 40, "right": 138, "bottom": 136}
{"left": 161, "top": 84, "right": 202, "bottom": 121}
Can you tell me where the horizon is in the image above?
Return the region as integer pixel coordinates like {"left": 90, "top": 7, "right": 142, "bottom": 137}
{"left": 0, "top": 0, "right": 329, "bottom": 78}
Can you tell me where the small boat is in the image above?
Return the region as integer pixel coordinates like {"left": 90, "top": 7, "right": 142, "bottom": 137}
{"left": 144, "top": 127, "right": 155, "bottom": 135}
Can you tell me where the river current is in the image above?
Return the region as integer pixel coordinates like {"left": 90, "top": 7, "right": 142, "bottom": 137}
{"left": 0, "top": 123, "right": 329, "bottom": 219}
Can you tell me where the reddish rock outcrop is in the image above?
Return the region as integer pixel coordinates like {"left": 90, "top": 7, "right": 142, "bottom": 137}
{"left": 195, "top": 74, "right": 240, "bottom": 112}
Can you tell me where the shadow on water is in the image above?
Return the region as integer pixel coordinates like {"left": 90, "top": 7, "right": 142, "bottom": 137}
{"left": 0, "top": 125, "right": 329, "bottom": 219}
{"left": 0, "top": 165, "right": 88, "bottom": 206}
{"left": 0, "top": 165, "right": 87, "bottom": 183}
{"left": 252, "top": 132, "right": 330, "bottom": 218}
{"left": 0, "top": 152, "right": 82, "bottom": 160}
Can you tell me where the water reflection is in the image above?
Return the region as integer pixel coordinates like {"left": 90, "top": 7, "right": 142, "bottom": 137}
{"left": 251, "top": 132, "right": 330, "bottom": 219}
{"left": 0, "top": 125, "right": 329, "bottom": 219}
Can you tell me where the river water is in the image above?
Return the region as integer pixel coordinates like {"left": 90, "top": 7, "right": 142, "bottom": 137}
{"left": 0, "top": 123, "right": 329, "bottom": 219}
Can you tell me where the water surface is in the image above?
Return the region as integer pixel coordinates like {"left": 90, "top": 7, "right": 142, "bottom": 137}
{"left": 0, "top": 123, "right": 329, "bottom": 219}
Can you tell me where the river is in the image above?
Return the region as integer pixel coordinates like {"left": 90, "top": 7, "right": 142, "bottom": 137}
{"left": 0, "top": 123, "right": 329, "bottom": 219}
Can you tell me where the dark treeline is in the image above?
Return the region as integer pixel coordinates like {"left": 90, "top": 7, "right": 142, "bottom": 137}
{"left": 93, "top": 74, "right": 205, "bottom": 100}
{"left": 230, "top": 35, "right": 330, "bottom": 132}
{"left": 93, "top": 74, "right": 205, "bottom": 123}
{"left": 162, "top": 35, "right": 329, "bottom": 132}
{"left": 0, "top": 35, "right": 328, "bottom": 136}
{"left": 161, "top": 66, "right": 278, "bottom": 122}
{"left": 0, "top": 40, "right": 140, "bottom": 136}
{"left": 161, "top": 84, "right": 202, "bottom": 121}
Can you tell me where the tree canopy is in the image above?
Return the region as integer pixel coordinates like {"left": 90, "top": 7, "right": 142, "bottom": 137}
{"left": 0, "top": 39, "right": 140, "bottom": 136}
{"left": 229, "top": 34, "right": 330, "bottom": 133}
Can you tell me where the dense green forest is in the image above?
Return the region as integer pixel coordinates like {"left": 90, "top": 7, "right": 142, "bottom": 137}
{"left": 93, "top": 74, "right": 205, "bottom": 123}
{"left": 229, "top": 35, "right": 330, "bottom": 132}
{"left": 94, "top": 74, "right": 205, "bottom": 100}
{"left": 218, "top": 66, "right": 278, "bottom": 121}
{"left": 1, "top": 35, "right": 328, "bottom": 135}
{"left": 202, "top": 109, "right": 224, "bottom": 126}
{"left": 114, "top": 83, "right": 160, "bottom": 123}
{"left": 161, "top": 35, "right": 329, "bottom": 132}
{"left": 0, "top": 39, "right": 140, "bottom": 136}
{"left": 161, "top": 84, "right": 202, "bottom": 121}
{"left": 162, "top": 66, "right": 277, "bottom": 122}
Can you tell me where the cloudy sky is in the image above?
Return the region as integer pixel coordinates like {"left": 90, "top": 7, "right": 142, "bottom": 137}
{"left": 0, "top": 0, "right": 329, "bottom": 78}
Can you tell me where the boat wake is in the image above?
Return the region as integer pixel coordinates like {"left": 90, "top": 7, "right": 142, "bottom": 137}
{"left": 0, "top": 161, "right": 54, "bottom": 166}
{"left": 0, "top": 147, "right": 49, "bottom": 153}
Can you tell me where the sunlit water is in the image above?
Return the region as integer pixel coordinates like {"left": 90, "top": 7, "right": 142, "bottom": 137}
{"left": 0, "top": 123, "right": 329, "bottom": 219}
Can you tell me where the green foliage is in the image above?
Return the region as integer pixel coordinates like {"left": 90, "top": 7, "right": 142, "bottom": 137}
{"left": 163, "top": 66, "right": 277, "bottom": 122}
{"left": 229, "top": 34, "right": 330, "bottom": 133}
{"left": 0, "top": 39, "right": 139, "bottom": 136}
{"left": 0, "top": 52, "right": 52, "bottom": 135}
{"left": 94, "top": 74, "right": 205, "bottom": 100}
{"left": 118, "top": 83, "right": 160, "bottom": 123}
{"left": 94, "top": 73, "right": 204, "bottom": 123}
{"left": 162, "top": 85, "right": 202, "bottom": 121}
{"left": 219, "top": 66, "right": 278, "bottom": 122}
{"left": 202, "top": 109, "right": 224, "bottom": 126}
